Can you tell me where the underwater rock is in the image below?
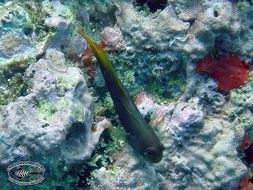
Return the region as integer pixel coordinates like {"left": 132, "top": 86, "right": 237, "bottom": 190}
{"left": 0, "top": 2, "right": 49, "bottom": 69}
{"left": 0, "top": 32, "right": 27, "bottom": 58}
{"left": 87, "top": 0, "right": 117, "bottom": 27}
{"left": 91, "top": 94, "right": 246, "bottom": 189}
{"left": 0, "top": 1, "right": 49, "bottom": 107}
{"left": 45, "top": 16, "right": 70, "bottom": 30}
{"left": 113, "top": 0, "right": 253, "bottom": 86}
{"left": 45, "top": 1, "right": 75, "bottom": 50}
{"left": 195, "top": 77, "right": 227, "bottom": 113}
{"left": 177, "top": 0, "right": 253, "bottom": 58}
{"left": 134, "top": 0, "right": 167, "bottom": 12}
{"left": 230, "top": 74, "right": 253, "bottom": 110}
{"left": 100, "top": 26, "right": 127, "bottom": 51}
{"left": 43, "top": 0, "right": 87, "bottom": 62}
{"left": 162, "top": 99, "right": 246, "bottom": 189}
{"left": 91, "top": 147, "right": 162, "bottom": 190}
{"left": 114, "top": 1, "right": 189, "bottom": 52}
{"left": 168, "top": 100, "right": 204, "bottom": 136}
{"left": 0, "top": 49, "right": 98, "bottom": 167}
{"left": 64, "top": 33, "right": 88, "bottom": 63}
{"left": 227, "top": 74, "right": 253, "bottom": 149}
{"left": 181, "top": 63, "right": 227, "bottom": 113}
{"left": 62, "top": 118, "right": 108, "bottom": 164}
{"left": 0, "top": 0, "right": 252, "bottom": 189}
{"left": 48, "top": 0, "right": 74, "bottom": 20}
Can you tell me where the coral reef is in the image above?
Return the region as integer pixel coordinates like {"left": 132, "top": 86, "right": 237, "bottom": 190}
{"left": 0, "top": 0, "right": 76, "bottom": 107}
{"left": 0, "top": 0, "right": 253, "bottom": 189}
{"left": 0, "top": 49, "right": 97, "bottom": 165}
{"left": 75, "top": 1, "right": 253, "bottom": 188}
{"left": 100, "top": 26, "right": 127, "bottom": 51}
{"left": 113, "top": 0, "right": 253, "bottom": 98}
{"left": 0, "top": 49, "right": 103, "bottom": 189}
{"left": 0, "top": 1, "right": 49, "bottom": 69}
{"left": 91, "top": 93, "right": 246, "bottom": 189}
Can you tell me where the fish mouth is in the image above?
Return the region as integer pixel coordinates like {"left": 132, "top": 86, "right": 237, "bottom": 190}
{"left": 142, "top": 147, "right": 164, "bottom": 163}
{"left": 144, "top": 154, "right": 163, "bottom": 163}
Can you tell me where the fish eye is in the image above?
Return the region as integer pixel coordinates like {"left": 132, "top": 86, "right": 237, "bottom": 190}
{"left": 143, "top": 146, "right": 164, "bottom": 163}
{"left": 145, "top": 147, "right": 156, "bottom": 156}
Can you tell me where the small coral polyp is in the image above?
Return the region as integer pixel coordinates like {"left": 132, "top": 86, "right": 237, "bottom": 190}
{"left": 196, "top": 53, "right": 250, "bottom": 91}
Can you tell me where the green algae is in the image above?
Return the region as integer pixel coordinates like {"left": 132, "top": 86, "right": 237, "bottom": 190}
{"left": 37, "top": 98, "right": 57, "bottom": 122}
{"left": 230, "top": 73, "right": 253, "bottom": 107}
{"left": 0, "top": 2, "right": 50, "bottom": 107}
{"left": 36, "top": 94, "right": 86, "bottom": 123}
{"left": 0, "top": 71, "right": 30, "bottom": 108}
{"left": 37, "top": 97, "right": 71, "bottom": 122}
{"left": 146, "top": 73, "right": 186, "bottom": 104}
{"left": 21, "top": 1, "right": 50, "bottom": 36}
{"left": 237, "top": 112, "right": 253, "bottom": 129}
{"left": 237, "top": 0, "right": 253, "bottom": 10}
{"left": 226, "top": 73, "right": 253, "bottom": 133}
{"left": 106, "top": 49, "right": 186, "bottom": 104}
{"left": 85, "top": 129, "right": 124, "bottom": 185}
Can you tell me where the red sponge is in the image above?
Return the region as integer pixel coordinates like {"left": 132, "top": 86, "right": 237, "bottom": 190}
{"left": 196, "top": 53, "right": 250, "bottom": 91}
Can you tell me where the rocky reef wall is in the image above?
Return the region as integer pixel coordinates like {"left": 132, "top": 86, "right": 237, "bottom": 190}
{"left": 0, "top": 0, "right": 253, "bottom": 189}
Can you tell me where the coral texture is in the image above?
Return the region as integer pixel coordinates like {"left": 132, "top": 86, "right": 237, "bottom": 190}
{"left": 0, "top": 49, "right": 99, "bottom": 166}
{"left": 0, "top": 0, "right": 253, "bottom": 189}
{"left": 91, "top": 94, "right": 247, "bottom": 190}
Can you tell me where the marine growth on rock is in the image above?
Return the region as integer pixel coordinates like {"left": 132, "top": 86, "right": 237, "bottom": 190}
{"left": 1, "top": 0, "right": 253, "bottom": 189}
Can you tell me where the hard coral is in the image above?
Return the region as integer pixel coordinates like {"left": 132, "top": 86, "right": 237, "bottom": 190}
{"left": 196, "top": 53, "right": 250, "bottom": 91}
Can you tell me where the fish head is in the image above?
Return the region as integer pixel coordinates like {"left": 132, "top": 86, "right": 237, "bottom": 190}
{"left": 142, "top": 143, "right": 165, "bottom": 163}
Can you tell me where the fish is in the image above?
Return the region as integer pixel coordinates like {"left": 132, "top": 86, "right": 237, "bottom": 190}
{"left": 77, "top": 29, "right": 164, "bottom": 163}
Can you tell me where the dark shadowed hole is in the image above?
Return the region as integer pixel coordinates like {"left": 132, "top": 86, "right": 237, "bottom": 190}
{"left": 188, "top": 18, "right": 196, "bottom": 27}
{"left": 68, "top": 129, "right": 112, "bottom": 189}
{"left": 23, "top": 27, "right": 33, "bottom": 36}
{"left": 56, "top": 186, "right": 64, "bottom": 190}
{"left": 213, "top": 10, "right": 219, "bottom": 17}
{"left": 134, "top": 0, "right": 167, "bottom": 12}
{"left": 63, "top": 122, "right": 87, "bottom": 153}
